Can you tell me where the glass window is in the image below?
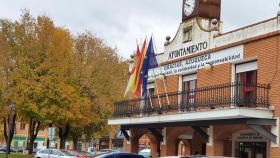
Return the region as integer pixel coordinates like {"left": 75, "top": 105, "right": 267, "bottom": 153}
{"left": 236, "top": 70, "right": 257, "bottom": 107}
{"left": 181, "top": 76, "right": 196, "bottom": 111}
{"left": 20, "top": 123, "right": 25, "bottom": 130}
{"left": 40, "top": 149, "right": 49, "bottom": 154}
{"left": 183, "top": 26, "right": 193, "bottom": 43}
{"left": 145, "top": 82, "right": 156, "bottom": 111}
{"left": 51, "top": 150, "right": 61, "bottom": 155}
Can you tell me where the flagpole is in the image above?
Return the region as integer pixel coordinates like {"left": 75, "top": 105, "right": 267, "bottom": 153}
{"left": 147, "top": 89, "right": 154, "bottom": 109}
{"left": 152, "top": 36, "right": 170, "bottom": 106}
{"left": 149, "top": 35, "right": 162, "bottom": 110}
{"left": 153, "top": 68, "right": 162, "bottom": 109}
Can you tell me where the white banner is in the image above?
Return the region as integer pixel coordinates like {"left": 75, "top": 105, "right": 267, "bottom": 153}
{"left": 148, "top": 45, "right": 244, "bottom": 80}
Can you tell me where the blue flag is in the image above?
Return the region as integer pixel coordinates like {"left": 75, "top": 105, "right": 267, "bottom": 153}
{"left": 140, "top": 37, "right": 158, "bottom": 96}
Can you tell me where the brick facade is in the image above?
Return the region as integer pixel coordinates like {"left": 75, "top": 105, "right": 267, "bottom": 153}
{"left": 118, "top": 33, "right": 280, "bottom": 158}
{"left": 109, "top": 5, "right": 280, "bottom": 156}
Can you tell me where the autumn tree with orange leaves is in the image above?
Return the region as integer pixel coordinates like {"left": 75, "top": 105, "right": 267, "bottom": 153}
{"left": 0, "top": 11, "right": 128, "bottom": 154}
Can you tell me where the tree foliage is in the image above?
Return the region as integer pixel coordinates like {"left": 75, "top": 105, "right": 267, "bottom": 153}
{"left": 0, "top": 11, "right": 128, "bottom": 152}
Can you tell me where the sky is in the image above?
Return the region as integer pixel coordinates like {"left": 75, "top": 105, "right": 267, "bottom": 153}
{"left": 0, "top": 0, "right": 278, "bottom": 59}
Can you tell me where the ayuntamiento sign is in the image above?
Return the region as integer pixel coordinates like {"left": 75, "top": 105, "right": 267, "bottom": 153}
{"left": 148, "top": 45, "right": 244, "bottom": 80}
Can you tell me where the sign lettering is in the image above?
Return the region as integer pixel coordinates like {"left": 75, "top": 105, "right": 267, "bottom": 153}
{"left": 148, "top": 45, "right": 244, "bottom": 80}
{"left": 168, "top": 41, "right": 208, "bottom": 60}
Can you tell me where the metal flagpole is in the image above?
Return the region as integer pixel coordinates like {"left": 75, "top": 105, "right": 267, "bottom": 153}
{"left": 162, "top": 75, "right": 170, "bottom": 105}
{"left": 154, "top": 71, "right": 162, "bottom": 109}
{"left": 150, "top": 35, "right": 163, "bottom": 109}
{"left": 152, "top": 36, "right": 170, "bottom": 106}
{"left": 147, "top": 90, "right": 154, "bottom": 109}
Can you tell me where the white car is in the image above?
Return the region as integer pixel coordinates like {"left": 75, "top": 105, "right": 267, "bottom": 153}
{"left": 35, "top": 149, "right": 76, "bottom": 158}
{"left": 138, "top": 148, "right": 151, "bottom": 158}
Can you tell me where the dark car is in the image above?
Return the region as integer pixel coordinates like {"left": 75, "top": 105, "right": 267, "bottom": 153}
{"left": 0, "top": 146, "right": 16, "bottom": 153}
{"left": 95, "top": 152, "right": 145, "bottom": 158}
{"left": 13, "top": 147, "right": 24, "bottom": 153}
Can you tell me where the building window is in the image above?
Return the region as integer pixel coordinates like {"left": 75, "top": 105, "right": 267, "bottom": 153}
{"left": 236, "top": 70, "right": 257, "bottom": 107}
{"left": 183, "top": 26, "right": 193, "bottom": 43}
{"left": 181, "top": 74, "right": 197, "bottom": 111}
{"left": 145, "top": 83, "right": 155, "bottom": 110}
{"left": 146, "top": 82, "right": 155, "bottom": 97}
{"left": 20, "top": 123, "right": 25, "bottom": 130}
{"left": 235, "top": 61, "right": 257, "bottom": 107}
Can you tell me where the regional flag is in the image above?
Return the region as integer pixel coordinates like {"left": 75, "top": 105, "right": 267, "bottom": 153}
{"left": 124, "top": 45, "right": 141, "bottom": 97}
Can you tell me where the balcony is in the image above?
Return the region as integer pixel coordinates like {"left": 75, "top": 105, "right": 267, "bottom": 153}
{"left": 113, "top": 82, "right": 270, "bottom": 119}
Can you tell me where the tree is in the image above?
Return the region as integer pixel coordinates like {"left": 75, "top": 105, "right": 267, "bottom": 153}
{"left": 0, "top": 11, "right": 128, "bottom": 152}
{"left": 65, "top": 32, "right": 128, "bottom": 148}
{"left": 0, "top": 31, "right": 17, "bottom": 154}
{"left": 0, "top": 11, "right": 81, "bottom": 153}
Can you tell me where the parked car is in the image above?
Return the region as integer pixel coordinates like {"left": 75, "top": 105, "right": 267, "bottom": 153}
{"left": 33, "top": 148, "right": 41, "bottom": 153}
{"left": 138, "top": 148, "right": 151, "bottom": 158}
{"left": 35, "top": 149, "right": 76, "bottom": 158}
{"left": 91, "top": 149, "right": 118, "bottom": 156}
{"left": 0, "top": 146, "right": 16, "bottom": 153}
{"left": 88, "top": 147, "right": 96, "bottom": 152}
{"left": 62, "top": 149, "right": 93, "bottom": 158}
{"left": 94, "top": 152, "right": 144, "bottom": 158}
{"left": 185, "top": 156, "right": 236, "bottom": 158}
{"left": 13, "top": 146, "right": 24, "bottom": 153}
{"left": 160, "top": 156, "right": 235, "bottom": 158}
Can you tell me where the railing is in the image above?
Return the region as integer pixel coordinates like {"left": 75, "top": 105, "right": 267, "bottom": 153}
{"left": 113, "top": 82, "right": 270, "bottom": 118}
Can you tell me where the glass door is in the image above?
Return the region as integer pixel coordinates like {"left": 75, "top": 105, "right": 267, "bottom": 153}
{"left": 239, "top": 142, "right": 266, "bottom": 158}
{"left": 182, "top": 79, "right": 196, "bottom": 111}
{"left": 236, "top": 70, "right": 257, "bottom": 107}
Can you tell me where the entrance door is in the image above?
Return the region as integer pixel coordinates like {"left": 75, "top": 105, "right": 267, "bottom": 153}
{"left": 236, "top": 70, "right": 257, "bottom": 107}
{"left": 239, "top": 142, "right": 266, "bottom": 158}
{"left": 182, "top": 79, "right": 196, "bottom": 111}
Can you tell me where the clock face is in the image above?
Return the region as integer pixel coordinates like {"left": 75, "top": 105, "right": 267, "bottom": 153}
{"left": 184, "top": 0, "right": 196, "bottom": 16}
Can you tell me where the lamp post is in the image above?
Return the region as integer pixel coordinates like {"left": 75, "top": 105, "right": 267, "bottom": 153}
{"left": 204, "top": 63, "right": 213, "bottom": 70}
{"left": 6, "top": 104, "right": 15, "bottom": 158}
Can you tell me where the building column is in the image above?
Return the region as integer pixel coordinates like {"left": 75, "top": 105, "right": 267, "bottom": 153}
{"left": 206, "top": 126, "right": 214, "bottom": 156}
{"left": 270, "top": 117, "right": 280, "bottom": 158}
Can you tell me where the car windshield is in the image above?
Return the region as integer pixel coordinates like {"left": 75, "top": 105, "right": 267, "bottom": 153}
{"left": 80, "top": 151, "right": 91, "bottom": 156}
{"left": 66, "top": 150, "right": 88, "bottom": 156}
{"left": 60, "top": 150, "right": 75, "bottom": 156}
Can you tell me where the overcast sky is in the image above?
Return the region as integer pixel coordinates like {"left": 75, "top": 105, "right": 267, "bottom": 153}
{"left": 0, "top": 0, "right": 278, "bottom": 58}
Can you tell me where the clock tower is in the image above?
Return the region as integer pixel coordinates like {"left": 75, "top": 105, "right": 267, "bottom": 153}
{"left": 182, "top": 0, "right": 221, "bottom": 22}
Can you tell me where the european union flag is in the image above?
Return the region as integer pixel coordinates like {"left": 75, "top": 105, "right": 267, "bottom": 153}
{"left": 140, "top": 37, "right": 158, "bottom": 96}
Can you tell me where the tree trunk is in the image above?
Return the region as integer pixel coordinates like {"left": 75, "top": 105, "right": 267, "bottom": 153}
{"left": 27, "top": 118, "right": 41, "bottom": 154}
{"left": 73, "top": 137, "right": 78, "bottom": 150}
{"left": 3, "top": 113, "right": 16, "bottom": 154}
{"left": 58, "top": 124, "right": 70, "bottom": 149}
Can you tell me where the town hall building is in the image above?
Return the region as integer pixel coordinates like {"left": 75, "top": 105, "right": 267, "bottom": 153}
{"left": 109, "top": 0, "right": 280, "bottom": 157}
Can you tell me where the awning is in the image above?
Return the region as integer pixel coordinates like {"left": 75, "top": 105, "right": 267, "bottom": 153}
{"left": 13, "top": 136, "right": 26, "bottom": 141}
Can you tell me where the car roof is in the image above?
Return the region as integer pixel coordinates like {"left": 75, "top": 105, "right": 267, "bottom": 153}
{"left": 99, "top": 152, "right": 142, "bottom": 157}
{"left": 139, "top": 149, "right": 150, "bottom": 152}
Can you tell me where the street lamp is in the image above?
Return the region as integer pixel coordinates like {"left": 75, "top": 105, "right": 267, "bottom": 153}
{"left": 6, "top": 104, "right": 15, "bottom": 158}
{"left": 204, "top": 63, "right": 213, "bottom": 70}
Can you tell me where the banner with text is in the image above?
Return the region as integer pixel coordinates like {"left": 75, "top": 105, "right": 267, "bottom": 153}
{"left": 148, "top": 45, "right": 244, "bottom": 80}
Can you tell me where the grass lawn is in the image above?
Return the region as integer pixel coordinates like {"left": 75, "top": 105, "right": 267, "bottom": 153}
{"left": 0, "top": 153, "right": 34, "bottom": 158}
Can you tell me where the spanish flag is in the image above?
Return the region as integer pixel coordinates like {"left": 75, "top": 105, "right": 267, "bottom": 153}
{"left": 124, "top": 39, "right": 147, "bottom": 97}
